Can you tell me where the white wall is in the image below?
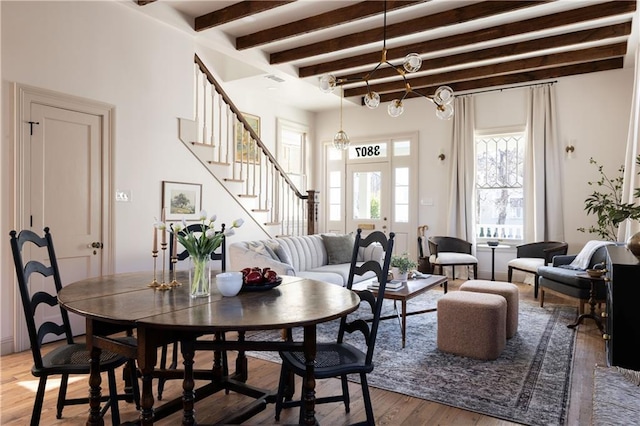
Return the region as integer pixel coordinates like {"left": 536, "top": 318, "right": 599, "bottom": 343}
{"left": 0, "top": 1, "right": 314, "bottom": 353}
{"left": 315, "top": 68, "right": 634, "bottom": 278}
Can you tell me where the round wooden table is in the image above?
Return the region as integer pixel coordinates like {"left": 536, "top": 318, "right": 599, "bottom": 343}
{"left": 58, "top": 272, "right": 360, "bottom": 425}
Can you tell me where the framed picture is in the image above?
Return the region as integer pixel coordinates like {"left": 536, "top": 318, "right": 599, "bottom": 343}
{"left": 162, "top": 181, "right": 202, "bottom": 220}
{"left": 235, "top": 112, "right": 261, "bottom": 164}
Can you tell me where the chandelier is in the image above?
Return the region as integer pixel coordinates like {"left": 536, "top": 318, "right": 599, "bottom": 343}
{"left": 319, "top": 1, "right": 454, "bottom": 120}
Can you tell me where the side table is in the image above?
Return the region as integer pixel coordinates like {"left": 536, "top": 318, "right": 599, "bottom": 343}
{"left": 568, "top": 273, "right": 605, "bottom": 333}
{"left": 484, "top": 244, "right": 509, "bottom": 281}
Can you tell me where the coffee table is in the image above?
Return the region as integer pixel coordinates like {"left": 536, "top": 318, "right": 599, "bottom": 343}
{"left": 355, "top": 274, "right": 448, "bottom": 348}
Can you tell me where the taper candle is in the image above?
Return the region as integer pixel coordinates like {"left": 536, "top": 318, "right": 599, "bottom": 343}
{"left": 153, "top": 226, "right": 158, "bottom": 252}
{"left": 161, "top": 208, "right": 167, "bottom": 244}
{"left": 172, "top": 230, "right": 178, "bottom": 258}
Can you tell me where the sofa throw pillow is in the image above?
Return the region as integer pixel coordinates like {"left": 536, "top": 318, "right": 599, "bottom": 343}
{"left": 247, "top": 241, "right": 277, "bottom": 260}
{"left": 272, "top": 243, "right": 293, "bottom": 266}
{"left": 322, "top": 234, "right": 354, "bottom": 265}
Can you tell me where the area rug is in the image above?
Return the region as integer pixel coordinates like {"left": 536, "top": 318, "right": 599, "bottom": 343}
{"left": 592, "top": 364, "right": 640, "bottom": 425}
{"left": 245, "top": 289, "right": 577, "bottom": 426}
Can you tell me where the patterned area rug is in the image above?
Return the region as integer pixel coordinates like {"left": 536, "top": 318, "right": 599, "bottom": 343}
{"left": 246, "top": 288, "right": 577, "bottom": 426}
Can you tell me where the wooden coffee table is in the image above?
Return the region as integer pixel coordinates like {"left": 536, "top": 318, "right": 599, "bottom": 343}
{"left": 355, "top": 274, "right": 448, "bottom": 348}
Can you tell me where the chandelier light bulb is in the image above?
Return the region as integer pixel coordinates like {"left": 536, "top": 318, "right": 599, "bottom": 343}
{"left": 403, "top": 53, "right": 422, "bottom": 73}
{"left": 333, "top": 130, "right": 350, "bottom": 150}
{"left": 364, "top": 91, "right": 381, "bottom": 109}
{"left": 387, "top": 99, "right": 404, "bottom": 117}
{"left": 436, "top": 103, "right": 454, "bottom": 120}
{"left": 434, "top": 85, "right": 454, "bottom": 105}
{"left": 319, "top": 74, "right": 337, "bottom": 93}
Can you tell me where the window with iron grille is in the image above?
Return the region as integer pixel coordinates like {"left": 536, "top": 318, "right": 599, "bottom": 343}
{"left": 476, "top": 132, "right": 525, "bottom": 241}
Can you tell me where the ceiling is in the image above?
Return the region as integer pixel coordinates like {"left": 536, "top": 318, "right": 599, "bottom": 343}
{"left": 132, "top": 0, "right": 639, "bottom": 112}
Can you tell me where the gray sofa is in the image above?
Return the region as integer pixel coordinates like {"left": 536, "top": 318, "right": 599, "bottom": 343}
{"left": 537, "top": 245, "right": 610, "bottom": 313}
{"left": 228, "top": 233, "right": 382, "bottom": 286}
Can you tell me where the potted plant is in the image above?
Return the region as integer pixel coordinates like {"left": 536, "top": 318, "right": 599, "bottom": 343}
{"left": 578, "top": 156, "right": 640, "bottom": 241}
{"left": 390, "top": 253, "right": 417, "bottom": 282}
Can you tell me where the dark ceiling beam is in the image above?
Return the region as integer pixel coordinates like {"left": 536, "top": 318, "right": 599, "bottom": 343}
{"left": 195, "top": 1, "right": 294, "bottom": 32}
{"left": 346, "top": 43, "right": 626, "bottom": 98}
{"left": 341, "top": 22, "right": 630, "bottom": 96}
{"left": 236, "top": 1, "right": 422, "bottom": 50}
{"left": 270, "top": 1, "right": 546, "bottom": 64}
{"left": 375, "top": 58, "right": 624, "bottom": 103}
{"left": 300, "top": 0, "right": 636, "bottom": 78}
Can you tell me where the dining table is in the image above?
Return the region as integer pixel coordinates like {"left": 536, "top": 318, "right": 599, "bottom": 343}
{"left": 57, "top": 271, "right": 360, "bottom": 425}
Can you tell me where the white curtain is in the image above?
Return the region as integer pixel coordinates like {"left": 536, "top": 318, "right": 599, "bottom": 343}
{"left": 447, "top": 95, "right": 476, "bottom": 243}
{"left": 524, "top": 84, "right": 564, "bottom": 242}
{"left": 618, "top": 43, "right": 640, "bottom": 243}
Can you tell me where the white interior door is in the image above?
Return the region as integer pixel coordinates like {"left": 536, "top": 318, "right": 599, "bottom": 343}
{"left": 16, "top": 86, "right": 112, "bottom": 349}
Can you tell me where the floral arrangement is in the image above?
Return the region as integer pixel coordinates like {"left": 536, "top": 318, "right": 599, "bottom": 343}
{"left": 165, "top": 210, "right": 243, "bottom": 259}
{"left": 390, "top": 252, "right": 417, "bottom": 274}
{"left": 154, "top": 210, "right": 243, "bottom": 297}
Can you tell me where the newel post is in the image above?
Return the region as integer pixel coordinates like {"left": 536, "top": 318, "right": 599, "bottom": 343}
{"left": 306, "top": 190, "right": 319, "bottom": 235}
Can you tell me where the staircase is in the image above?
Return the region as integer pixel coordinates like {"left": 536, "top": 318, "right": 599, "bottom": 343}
{"left": 178, "top": 54, "right": 318, "bottom": 237}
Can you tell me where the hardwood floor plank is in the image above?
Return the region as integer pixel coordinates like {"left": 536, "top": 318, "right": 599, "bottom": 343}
{"left": 0, "top": 280, "right": 604, "bottom": 425}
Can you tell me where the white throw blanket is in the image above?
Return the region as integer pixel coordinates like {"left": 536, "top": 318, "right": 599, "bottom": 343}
{"left": 569, "top": 240, "right": 615, "bottom": 269}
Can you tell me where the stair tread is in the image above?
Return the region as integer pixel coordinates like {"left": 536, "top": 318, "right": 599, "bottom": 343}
{"left": 208, "top": 160, "right": 231, "bottom": 166}
{"left": 224, "top": 178, "right": 244, "bottom": 183}
{"left": 238, "top": 194, "right": 258, "bottom": 198}
{"left": 252, "top": 209, "right": 270, "bottom": 212}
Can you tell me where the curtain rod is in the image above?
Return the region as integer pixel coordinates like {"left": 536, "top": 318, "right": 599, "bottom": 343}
{"left": 457, "top": 80, "right": 558, "bottom": 97}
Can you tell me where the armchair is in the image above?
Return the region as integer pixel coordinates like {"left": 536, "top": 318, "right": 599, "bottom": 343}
{"left": 538, "top": 242, "right": 613, "bottom": 314}
{"left": 428, "top": 236, "right": 478, "bottom": 280}
{"left": 507, "top": 241, "right": 568, "bottom": 298}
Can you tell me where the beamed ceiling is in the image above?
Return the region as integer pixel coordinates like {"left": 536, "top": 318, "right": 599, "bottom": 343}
{"left": 135, "top": 0, "right": 638, "bottom": 111}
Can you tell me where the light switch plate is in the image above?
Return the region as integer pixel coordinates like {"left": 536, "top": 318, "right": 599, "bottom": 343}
{"left": 115, "top": 190, "right": 131, "bottom": 202}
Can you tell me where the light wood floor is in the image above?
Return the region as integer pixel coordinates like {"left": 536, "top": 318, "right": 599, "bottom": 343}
{"left": 0, "top": 280, "right": 605, "bottom": 425}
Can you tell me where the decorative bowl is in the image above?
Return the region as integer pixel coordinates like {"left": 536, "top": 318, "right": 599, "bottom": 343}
{"left": 216, "top": 272, "right": 243, "bottom": 297}
{"left": 586, "top": 269, "right": 605, "bottom": 278}
{"left": 487, "top": 241, "right": 500, "bottom": 247}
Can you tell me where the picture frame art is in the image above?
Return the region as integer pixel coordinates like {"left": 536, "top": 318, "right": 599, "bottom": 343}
{"left": 235, "top": 112, "right": 261, "bottom": 164}
{"left": 162, "top": 181, "right": 202, "bottom": 221}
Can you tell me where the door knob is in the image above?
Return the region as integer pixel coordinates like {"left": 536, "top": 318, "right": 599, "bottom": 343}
{"left": 90, "top": 242, "right": 103, "bottom": 249}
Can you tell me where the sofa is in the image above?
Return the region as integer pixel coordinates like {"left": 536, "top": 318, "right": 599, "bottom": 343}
{"left": 228, "top": 233, "right": 382, "bottom": 286}
{"left": 537, "top": 242, "right": 613, "bottom": 313}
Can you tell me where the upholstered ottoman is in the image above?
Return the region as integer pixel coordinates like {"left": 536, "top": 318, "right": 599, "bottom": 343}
{"left": 437, "top": 291, "right": 507, "bottom": 360}
{"left": 459, "top": 280, "right": 519, "bottom": 338}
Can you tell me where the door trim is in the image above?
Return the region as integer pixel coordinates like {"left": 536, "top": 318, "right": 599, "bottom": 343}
{"left": 14, "top": 83, "right": 114, "bottom": 350}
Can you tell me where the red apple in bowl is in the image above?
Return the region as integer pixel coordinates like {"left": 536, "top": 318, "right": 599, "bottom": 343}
{"left": 244, "top": 270, "right": 264, "bottom": 286}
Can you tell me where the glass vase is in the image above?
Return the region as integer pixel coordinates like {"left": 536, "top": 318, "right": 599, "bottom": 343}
{"left": 189, "top": 255, "right": 211, "bottom": 298}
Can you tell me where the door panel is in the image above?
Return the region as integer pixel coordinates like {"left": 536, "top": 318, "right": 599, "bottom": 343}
{"left": 29, "top": 103, "right": 102, "bottom": 338}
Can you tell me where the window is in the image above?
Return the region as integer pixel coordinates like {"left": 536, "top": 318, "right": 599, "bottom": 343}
{"left": 277, "top": 119, "right": 308, "bottom": 192}
{"left": 476, "top": 132, "right": 525, "bottom": 241}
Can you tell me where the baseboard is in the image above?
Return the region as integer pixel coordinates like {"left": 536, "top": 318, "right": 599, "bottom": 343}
{"left": 1, "top": 336, "right": 14, "bottom": 355}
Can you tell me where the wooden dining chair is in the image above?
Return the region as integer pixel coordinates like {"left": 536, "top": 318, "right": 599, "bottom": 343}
{"left": 158, "top": 223, "right": 228, "bottom": 400}
{"left": 274, "top": 228, "right": 395, "bottom": 425}
{"left": 9, "top": 227, "right": 139, "bottom": 426}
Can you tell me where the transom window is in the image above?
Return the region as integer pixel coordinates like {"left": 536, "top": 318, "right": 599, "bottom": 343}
{"left": 475, "top": 132, "right": 525, "bottom": 241}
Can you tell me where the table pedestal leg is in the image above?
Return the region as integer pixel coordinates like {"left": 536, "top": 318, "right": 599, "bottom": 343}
{"left": 568, "top": 278, "right": 604, "bottom": 333}
{"left": 88, "top": 346, "right": 104, "bottom": 426}
{"left": 181, "top": 339, "right": 196, "bottom": 425}
{"left": 491, "top": 247, "right": 496, "bottom": 281}
{"left": 302, "top": 325, "right": 318, "bottom": 426}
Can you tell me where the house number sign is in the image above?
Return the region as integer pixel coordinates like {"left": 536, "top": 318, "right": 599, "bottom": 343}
{"left": 354, "top": 145, "right": 381, "bottom": 157}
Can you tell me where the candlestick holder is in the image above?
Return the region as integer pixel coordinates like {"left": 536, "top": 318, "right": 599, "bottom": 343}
{"left": 169, "top": 257, "right": 182, "bottom": 287}
{"left": 148, "top": 250, "right": 160, "bottom": 287}
{"left": 156, "top": 242, "right": 170, "bottom": 291}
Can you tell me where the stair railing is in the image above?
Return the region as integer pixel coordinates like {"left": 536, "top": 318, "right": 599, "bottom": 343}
{"left": 192, "top": 54, "right": 318, "bottom": 237}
